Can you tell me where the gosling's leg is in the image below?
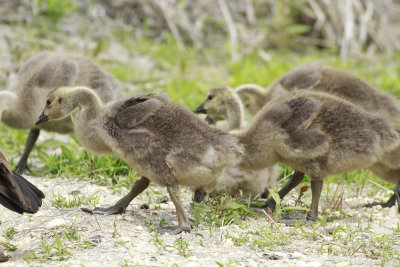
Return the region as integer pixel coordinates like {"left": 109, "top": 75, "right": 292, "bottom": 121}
{"left": 157, "top": 184, "right": 191, "bottom": 234}
{"left": 90, "top": 177, "right": 150, "bottom": 215}
{"left": 365, "top": 182, "right": 400, "bottom": 212}
{"left": 254, "top": 171, "right": 305, "bottom": 211}
{"left": 306, "top": 180, "right": 323, "bottom": 221}
{"left": 14, "top": 129, "right": 40, "bottom": 174}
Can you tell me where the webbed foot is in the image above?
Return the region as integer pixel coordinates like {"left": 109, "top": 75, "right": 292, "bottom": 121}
{"left": 14, "top": 161, "right": 30, "bottom": 174}
{"left": 364, "top": 193, "right": 398, "bottom": 211}
{"left": 156, "top": 225, "right": 190, "bottom": 235}
{"left": 93, "top": 204, "right": 126, "bottom": 215}
{"left": 81, "top": 204, "right": 127, "bottom": 215}
{"left": 278, "top": 214, "right": 308, "bottom": 226}
{"left": 306, "top": 213, "right": 317, "bottom": 221}
{"left": 236, "top": 196, "right": 270, "bottom": 209}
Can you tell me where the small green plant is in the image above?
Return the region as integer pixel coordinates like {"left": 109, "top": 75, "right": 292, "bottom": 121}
{"left": 159, "top": 217, "right": 168, "bottom": 227}
{"left": 32, "top": 0, "right": 78, "bottom": 32}
{"left": 2, "top": 242, "right": 17, "bottom": 251}
{"left": 23, "top": 232, "right": 72, "bottom": 262}
{"left": 169, "top": 237, "right": 190, "bottom": 257}
{"left": 267, "top": 189, "right": 309, "bottom": 220}
{"left": 191, "top": 192, "right": 257, "bottom": 227}
{"left": 3, "top": 227, "right": 15, "bottom": 239}
{"left": 150, "top": 233, "right": 165, "bottom": 250}
{"left": 50, "top": 191, "right": 99, "bottom": 208}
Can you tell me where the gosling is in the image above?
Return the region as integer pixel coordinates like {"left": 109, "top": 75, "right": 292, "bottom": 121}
{"left": 235, "top": 91, "right": 399, "bottom": 219}
{"left": 37, "top": 87, "right": 399, "bottom": 222}
{"left": 236, "top": 64, "right": 400, "bottom": 211}
{"left": 0, "top": 51, "right": 122, "bottom": 174}
{"left": 194, "top": 85, "right": 279, "bottom": 201}
{"left": 36, "top": 86, "right": 243, "bottom": 234}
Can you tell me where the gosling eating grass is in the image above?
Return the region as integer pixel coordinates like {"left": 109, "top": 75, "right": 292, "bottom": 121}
{"left": 197, "top": 83, "right": 400, "bottom": 213}
{"left": 234, "top": 63, "right": 400, "bottom": 211}
{"left": 36, "top": 86, "right": 243, "bottom": 234}
{"left": 194, "top": 85, "right": 279, "bottom": 201}
{"left": 0, "top": 51, "right": 122, "bottom": 174}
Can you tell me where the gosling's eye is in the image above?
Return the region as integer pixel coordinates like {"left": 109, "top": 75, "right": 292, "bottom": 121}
{"left": 207, "top": 95, "right": 213, "bottom": 100}
{"left": 58, "top": 98, "right": 62, "bottom": 104}
{"left": 46, "top": 99, "right": 51, "bottom": 105}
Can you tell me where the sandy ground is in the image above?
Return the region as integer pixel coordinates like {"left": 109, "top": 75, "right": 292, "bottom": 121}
{"left": 0, "top": 175, "right": 399, "bottom": 267}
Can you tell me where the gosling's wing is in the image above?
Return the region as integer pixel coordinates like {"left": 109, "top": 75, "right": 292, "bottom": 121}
{"left": 112, "top": 94, "right": 166, "bottom": 129}
{"left": 267, "top": 95, "right": 329, "bottom": 158}
{"left": 0, "top": 149, "right": 44, "bottom": 214}
{"left": 280, "top": 63, "right": 322, "bottom": 91}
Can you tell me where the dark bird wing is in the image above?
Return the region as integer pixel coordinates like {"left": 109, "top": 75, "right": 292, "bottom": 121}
{"left": 0, "top": 149, "right": 44, "bottom": 214}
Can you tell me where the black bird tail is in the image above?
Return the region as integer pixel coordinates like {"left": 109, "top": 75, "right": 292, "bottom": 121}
{"left": 0, "top": 171, "right": 45, "bottom": 214}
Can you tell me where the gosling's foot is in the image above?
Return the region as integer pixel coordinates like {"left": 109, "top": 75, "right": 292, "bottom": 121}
{"left": 278, "top": 214, "right": 308, "bottom": 226}
{"left": 364, "top": 201, "right": 394, "bottom": 208}
{"left": 81, "top": 204, "right": 127, "bottom": 215}
{"left": 364, "top": 194, "right": 397, "bottom": 211}
{"left": 156, "top": 225, "right": 190, "bottom": 235}
{"left": 236, "top": 196, "right": 270, "bottom": 209}
{"left": 93, "top": 205, "right": 126, "bottom": 215}
{"left": 13, "top": 162, "right": 30, "bottom": 174}
{"left": 305, "top": 213, "right": 317, "bottom": 221}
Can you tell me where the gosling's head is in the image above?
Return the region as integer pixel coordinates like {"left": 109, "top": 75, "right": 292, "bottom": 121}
{"left": 193, "top": 86, "right": 234, "bottom": 124}
{"left": 235, "top": 84, "right": 265, "bottom": 115}
{"left": 35, "top": 86, "right": 78, "bottom": 125}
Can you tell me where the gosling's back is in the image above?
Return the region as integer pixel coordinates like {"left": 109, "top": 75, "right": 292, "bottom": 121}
{"left": 99, "top": 94, "right": 244, "bottom": 190}
{"left": 239, "top": 91, "right": 400, "bottom": 177}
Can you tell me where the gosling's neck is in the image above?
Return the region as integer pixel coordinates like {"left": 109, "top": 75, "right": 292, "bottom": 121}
{"left": 69, "top": 87, "right": 103, "bottom": 122}
{"left": 68, "top": 87, "right": 111, "bottom": 154}
{"left": 225, "top": 93, "right": 244, "bottom": 130}
{"left": 236, "top": 85, "right": 267, "bottom": 115}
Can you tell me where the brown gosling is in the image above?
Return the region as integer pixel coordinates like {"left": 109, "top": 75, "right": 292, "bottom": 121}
{"left": 193, "top": 85, "right": 279, "bottom": 201}
{"left": 36, "top": 86, "right": 243, "bottom": 234}
{"left": 37, "top": 87, "right": 400, "bottom": 222}
{"left": 0, "top": 51, "right": 123, "bottom": 174}
{"left": 236, "top": 91, "right": 400, "bottom": 219}
{"left": 0, "top": 148, "right": 44, "bottom": 214}
{"left": 236, "top": 63, "right": 400, "bottom": 211}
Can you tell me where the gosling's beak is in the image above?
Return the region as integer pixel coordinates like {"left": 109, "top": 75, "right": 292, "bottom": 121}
{"left": 35, "top": 112, "right": 48, "bottom": 125}
{"left": 194, "top": 189, "right": 206, "bottom": 203}
{"left": 193, "top": 103, "right": 207, "bottom": 114}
